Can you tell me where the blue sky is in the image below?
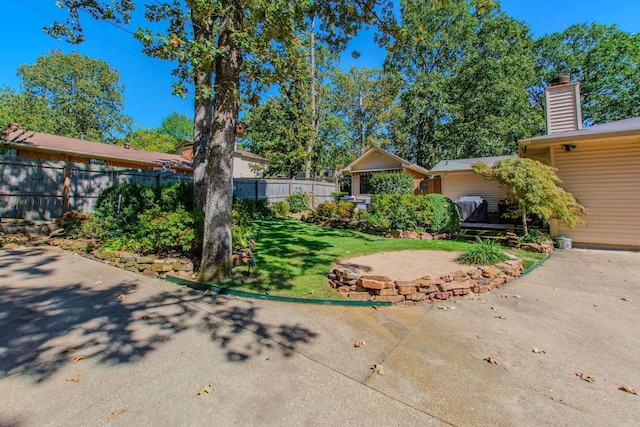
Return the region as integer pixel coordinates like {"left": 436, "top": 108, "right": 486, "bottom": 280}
{"left": 2, "top": 0, "right": 639, "bottom": 131}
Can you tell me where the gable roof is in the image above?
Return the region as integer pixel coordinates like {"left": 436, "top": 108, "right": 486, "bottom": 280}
{"left": 342, "top": 147, "right": 430, "bottom": 176}
{"left": 5, "top": 130, "right": 192, "bottom": 171}
{"left": 431, "top": 155, "right": 516, "bottom": 172}
{"left": 520, "top": 116, "right": 640, "bottom": 146}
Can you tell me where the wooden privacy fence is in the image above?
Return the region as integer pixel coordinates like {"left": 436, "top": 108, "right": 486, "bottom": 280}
{"left": 233, "top": 178, "right": 337, "bottom": 208}
{"left": 0, "top": 157, "right": 337, "bottom": 220}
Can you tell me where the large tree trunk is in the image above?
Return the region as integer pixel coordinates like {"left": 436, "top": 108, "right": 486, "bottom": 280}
{"left": 198, "top": 4, "right": 243, "bottom": 282}
{"left": 305, "top": 12, "right": 317, "bottom": 179}
{"left": 190, "top": 9, "right": 214, "bottom": 212}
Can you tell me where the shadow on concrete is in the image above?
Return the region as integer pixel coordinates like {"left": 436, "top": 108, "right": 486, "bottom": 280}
{"left": 0, "top": 251, "right": 318, "bottom": 382}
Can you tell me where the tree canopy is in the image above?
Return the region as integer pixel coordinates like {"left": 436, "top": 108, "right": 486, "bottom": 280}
{"left": 532, "top": 22, "right": 640, "bottom": 125}
{"left": 12, "top": 50, "right": 131, "bottom": 142}
{"left": 383, "top": 0, "right": 543, "bottom": 168}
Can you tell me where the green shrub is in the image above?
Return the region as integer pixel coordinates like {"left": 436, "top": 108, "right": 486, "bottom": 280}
{"left": 130, "top": 207, "right": 203, "bottom": 255}
{"left": 95, "top": 183, "right": 158, "bottom": 233}
{"left": 157, "top": 181, "right": 193, "bottom": 212}
{"left": 369, "top": 172, "right": 414, "bottom": 195}
{"left": 286, "top": 193, "right": 310, "bottom": 213}
{"left": 62, "top": 211, "right": 112, "bottom": 241}
{"left": 370, "top": 194, "right": 459, "bottom": 233}
{"left": 519, "top": 229, "right": 549, "bottom": 245}
{"left": 354, "top": 209, "right": 370, "bottom": 222}
{"left": 335, "top": 201, "right": 355, "bottom": 220}
{"left": 233, "top": 197, "right": 272, "bottom": 219}
{"left": 315, "top": 202, "right": 338, "bottom": 218}
{"left": 272, "top": 201, "right": 290, "bottom": 217}
{"left": 457, "top": 238, "right": 509, "bottom": 265}
{"left": 424, "top": 194, "right": 460, "bottom": 233}
{"left": 231, "top": 209, "right": 253, "bottom": 251}
{"left": 330, "top": 192, "right": 348, "bottom": 202}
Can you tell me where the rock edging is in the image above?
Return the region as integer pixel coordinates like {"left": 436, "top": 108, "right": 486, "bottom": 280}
{"left": 328, "top": 259, "right": 524, "bottom": 306}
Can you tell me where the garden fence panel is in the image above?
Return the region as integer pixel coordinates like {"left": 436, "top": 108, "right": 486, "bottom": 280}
{"left": 1, "top": 157, "right": 338, "bottom": 219}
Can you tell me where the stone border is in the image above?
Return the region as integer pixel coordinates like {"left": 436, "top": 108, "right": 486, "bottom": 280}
{"left": 328, "top": 259, "right": 524, "bottom": 306}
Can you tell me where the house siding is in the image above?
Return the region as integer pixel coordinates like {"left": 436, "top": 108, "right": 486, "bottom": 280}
{"left": 440, "top": 171, "right": 506, "bottom": 212}
{"left": 233, "top": 154, "right": 268, "bottom": 178}
{"left": 551, "top": 138, "right": 640, "bottom": 249}
{"left": 352, "top": 153, "right": 403, "bottom": 171}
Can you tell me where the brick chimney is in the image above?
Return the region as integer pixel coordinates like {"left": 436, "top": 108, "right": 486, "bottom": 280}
{"left": 545, "top": 76, "right": 582, "bottom": 134}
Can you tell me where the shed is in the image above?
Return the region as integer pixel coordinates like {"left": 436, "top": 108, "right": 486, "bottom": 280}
{"left": 341, "top": 147, "right": 435, "bottom": 201}
{"left": 431, "top": 155, "right": 515, "bottom": 213}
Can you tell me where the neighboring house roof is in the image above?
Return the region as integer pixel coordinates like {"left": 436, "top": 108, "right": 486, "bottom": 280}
{"left": 175, "top": 138, "right": 269, "bottom": 162}
{"left": 430, "top": 155, "right": 516, "bottom": 172}
{"left": 5, "top": 130, "right": 193, "bottom": 171}
{"left": 520, "top": 116, "right": 640, "bottom": 146}
{"left": 342, "top": 147, "right": 430, "bottom": 176}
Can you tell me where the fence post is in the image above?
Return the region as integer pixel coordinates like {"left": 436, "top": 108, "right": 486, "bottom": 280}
{"left": 61, "top": 162, "right": 73, "bottom": 214}
{"left": 255, "top": 179, "right": 259, "bottom": 201}
{"left": 311, "top": 181, "right": 316, "bottom": 208}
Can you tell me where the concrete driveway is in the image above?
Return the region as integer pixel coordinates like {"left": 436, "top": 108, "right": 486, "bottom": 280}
{"left": 0, "top": 246, "right": 638, "bottom": 426}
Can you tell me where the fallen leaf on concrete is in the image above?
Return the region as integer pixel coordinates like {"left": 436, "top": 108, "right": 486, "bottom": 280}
{"left": 512, "top": 300, "right": 518, "bottom": 305}
{"left": 513, "top": 294, "right": 522, "bottom": 299}
{"left": 197, "top": 385, "right": 212, "bottom": 396}
{"left": 95, "top": 280, "right": 103, "bottom": 285}
{"left": 73, "top": 354, "right": 88, "bottom": 364}
{"left": 66, "top": 375, "right": 80, "bottom": 382}
{"left": 490, "top": 306, "right": 499, "bottom": 310}
{"left": 483, "top": 357, "right": 499, "bottom": 365}
{"left": 215, "top": 299, "right": 227, "bottom": 306}
{"left": 476, "top": 335, "right": 484, "bottom": 339}
{"left": 532, "top": 348, "right": 546, "bottom": 355}
{"left": 501, "top": 294, "right": 509, "bottom": 298}
{"left": 108, "top": 408, "right": 127, "bottom": 419}
{"left": 576, "top": 372, "right": 594, "bottom": 383}
{"left": 117, "top": 294, "right": 127, "bottom": 301}
{"left": 204, "top": 290, "right": 213, "bottom": 296}
{"left": 138, "top": 350, "right": 148, "bottom": 358}
{"left": 126, "top": 289, "right": 137, "bottom": 294}
{"left": 353, "top": 340, "right": 366, "bottom": 348}
{"left": 65, "top": 345, "right": 77, "bottom": 353}
{"left": 621, "top": 297, "right": 632, "bottom": 302}
{"left": 618, "top": 385, "right": 637, "bottom": 395}
{"left": 371, "top": 305, "right": 378, "bottom": 310}
{"left": 437, "top": 305, "right": 456, "bottom": 311}
{"left": 495, "top": 316, "right": 506, "bottom": 320}
{"left": 371, "top": 364, "right": 384, "bottom": 375}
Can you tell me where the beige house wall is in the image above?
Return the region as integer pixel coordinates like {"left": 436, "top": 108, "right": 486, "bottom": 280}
{"left": 440, "top": 171, "right": 506, "bottom": 212}
{"left": 233, "top": 154, "right": 268, "bottom": 178}
{"left": 547, "top": 137, "right": 640, "bottom": 249}
{"left": 353, "top": 153, "right": 403, "bottom": 171}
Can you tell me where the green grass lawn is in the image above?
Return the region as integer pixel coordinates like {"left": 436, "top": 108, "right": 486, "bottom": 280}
{"left": 214, "top": 217, "right": 546, "bottom": 299}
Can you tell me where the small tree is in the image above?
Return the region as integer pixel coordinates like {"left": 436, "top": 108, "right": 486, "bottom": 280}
{"left": 472, "top": 158, "right": 587, "bottom": 234}
{"left": 369, "top": 172, "right": 414, "bottom": 195}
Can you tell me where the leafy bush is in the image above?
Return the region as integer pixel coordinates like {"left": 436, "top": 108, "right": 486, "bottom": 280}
{"left": 369, "top": 172, "right": 414, "bottom": 195}
{"left": 233, "top": 197, "right": 272, "bottom": 219}
{"left": 130, "top": 208, "right": 203, "bottom": 255}
{"left": 457, "top": 238, "right": 509, "bottom": 265}
{"left": 315, "top": 202, "right": 338, "bottom": 218}
{"left": 62, "top": 211, "right": 112, "bottom": 241}
{"left": 61, "top": 210, "right": 89, "bottom": 236}
{"left": 370, "top": 194, "right": 459, "bottom": 233}
{"left": 519, "top": 229, "right": 549, "bottom": 245}
{"left": 95, "top": 183, "right": 158, "bottom": 233}
{"left": 231, "top": 209, "right": 253, "bottom": 251}
{"left": 330, "top": 192, "right": 348, "bottom": 202}
{"left": 286, "top": 193, "right": 310, "bottom": 213}
{"left": 424, "top": 194, "right": 460, "bottom": 233}
{"left": 335, "top": 201, "right": 355, "bottom": 220}
{"left": 272, "top": 201, "right": 290, "bottom": 217}
{"left": 157, "top": 181, "right": 193, "bottom": 212}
